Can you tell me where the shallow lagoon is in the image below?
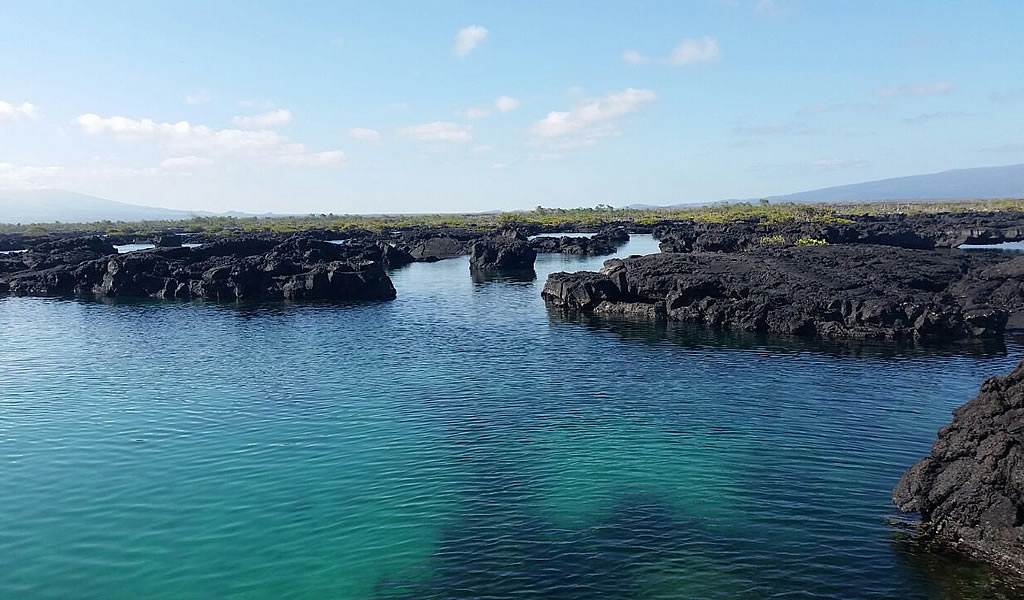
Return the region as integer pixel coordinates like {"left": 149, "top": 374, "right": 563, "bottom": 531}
{"left": 1, "top": 235, "right": 1021, "bottom": 599}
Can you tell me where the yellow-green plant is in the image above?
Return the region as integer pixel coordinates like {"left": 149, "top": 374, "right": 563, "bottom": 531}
{"left": 795, "top": 237, "right": 828, "bottom": 246}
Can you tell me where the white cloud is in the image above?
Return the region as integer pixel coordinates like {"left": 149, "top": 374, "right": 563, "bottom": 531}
{"left": 75, "top": 113, "right": 345, "bottom": 167}
{"left": 666, "top": 37, "right": 720, "bottom": 65}
{"left": 0, "top": 101, "right": 40, "bottom": 120}
{"left": 185, "top": 90, "right": 211, "bottom": 105}
{"left": 278, "top": 150, "right": 347, "bottom": 167}
{"left": 232, "top": 108, "right": 292, "bottom": 128}
{"left": 160, "top": 156, "right": 214, "bottom": 169}
{"left": 494, "top": 96, "right": 520, "bottom": 112}
{"left": 471, "top": 144, "right": 491, "bottom": 153}
{"left": 348, "top": 127, "right": 381, "bottom": 142}
{"left": 462, "top": 107, "right": 492, "bottom": 120}
{"left": 879, "top": 82, "right": 953, "bottom": 97}
{"left": 530, "top": 88, "right": 657, "bottom": 139}
{"left": 490, "top": 162, "right": 507, "bottom": 169}
{"left": 238, "top": 99, "right": 277, "bottom": 111}
{"left": 0, "top": 162, "right": 63, "bottom": 186}
{"left": 400, "top": 121, "right": 472, "bottom": 142}
{"left": 622, "top": 38, "right": 720, "bottom": 66}
{"left": 622, "top": 50, "right": 650, "bottom": 64}
{"left": 454, "top": 25, "right": 488, "bottom": 57}
{"left": 460, "top": 96, "right": 520, "bottom": 120}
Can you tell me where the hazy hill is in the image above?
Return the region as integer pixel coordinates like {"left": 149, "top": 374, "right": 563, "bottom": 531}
{"left": 766, "top": 163, "right": 1024, "bottom": 204}
{"left": 627, "top": 163, "right": 1024, "bottom": 209}
{"left": 0, "top": 190, "right": 205, "bottom": 224}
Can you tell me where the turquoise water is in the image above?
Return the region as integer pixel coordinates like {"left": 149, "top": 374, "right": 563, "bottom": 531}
{"left": 1, "top": 235, "right": 1022, "bottom": 599}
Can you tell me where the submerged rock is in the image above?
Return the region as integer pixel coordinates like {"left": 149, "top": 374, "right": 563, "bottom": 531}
{"left": 894, "top": 360, "right": 1024, "bottom": 576}
{"left": 542, "top": 245, "right": 1024, "bottom": 341}
{"left": 0, "top": 234, "right": 396, "bottom": 302}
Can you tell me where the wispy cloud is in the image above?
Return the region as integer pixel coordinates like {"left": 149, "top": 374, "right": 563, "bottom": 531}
{"left": 400, "top": 121, "right": 472, "bottom": 142}
{"left": 459, "top": 96, "right": 521, "bottom": 120}
{"left": 75, "top": 113, "right": 344, "bottom": 167}
{"left": 902, "top": 111, "right": 967, "bottom": 125}
{"left": 0, "top": 162, "right": 63, "bottom": 186}
{"left": 454, "top": 25, "right": 488, "bottom": 57}
{"left": 623, "top": 37, "right": 720, "bottom": 66}
{"left": 878, "top": 82, "right": 953, "bottom": 97}
{"left": 622, "top": 50, "right": 649, "bottom": 65}
{"left": 531, "top": 88, "right": 657, "bottom": 141}
{"left": 232, "top": 109, "right": 292, "bottom": 128}
{"left": 278, "top": 151, "right": 347, "bottom": 166}
{"left": 160, "top": 156, "right": 214, "bottom": 169}
{"left": 348, "top": 127, "right": 381, "bottom": 142}
{"left": 495, "top": 96, "right": 520, "bottom": 112}
{"left": 185, "top": 90, "right": 211, "bottom": 105}
{"left": 0, "top": 100, "right": 39, "bottom": 120}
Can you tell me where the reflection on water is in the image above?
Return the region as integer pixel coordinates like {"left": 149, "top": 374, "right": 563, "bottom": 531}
{"left": 0, "top": 235, "right": 1020, "bottom": 599}
{"left": 115, "top": 242, "right": 202, "bottom": 253}
{"left": 959, "top": 241, "right": 1024, "bottom": 253}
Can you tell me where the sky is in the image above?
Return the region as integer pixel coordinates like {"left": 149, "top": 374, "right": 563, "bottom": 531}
{"left": 1, "top": 0, "right": 1023, "bottom": 214}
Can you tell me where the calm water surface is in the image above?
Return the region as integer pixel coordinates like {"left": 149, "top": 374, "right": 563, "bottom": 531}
{"left": 2, "top": 235, "right": 1022, "bottom": 599}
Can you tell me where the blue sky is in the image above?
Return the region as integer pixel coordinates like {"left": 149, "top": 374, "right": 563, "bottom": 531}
{"left": 1, "top": 0, "right": 1022, "bottom": 213}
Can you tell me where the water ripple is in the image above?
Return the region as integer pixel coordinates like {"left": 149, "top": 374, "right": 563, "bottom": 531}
{"left": 1, "top": 236, "right": 1022, "bottom": 599}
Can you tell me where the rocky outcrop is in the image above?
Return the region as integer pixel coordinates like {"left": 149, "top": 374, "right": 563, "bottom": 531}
{"left": 0, "top": 235, "right": 396, "bottom": 302}
{"left": 542, "top": 245, "right": 1024, "bottom": 341}
{"left": 530, "top": 235, "right": 617, "bottom": 256}
{"left": 654, "top": 211, "right": 1024, "bottom": 253}
{"left": 469, "top": 230, "right": 537, "bottom": 270}
{"left": 893, "top": 360, "right": 1024, "bottom": 576}
{"left": 531, "top": 226, "right": 631, "bottom": 257}
{"left": 390, "top": 227, "right": 486, "bottom": 262}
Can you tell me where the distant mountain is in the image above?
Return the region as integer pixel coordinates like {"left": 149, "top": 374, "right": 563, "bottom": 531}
{"left": 766, "top": 163, "right": 1024, "bottom": 204}
{"left": 625, "top": 163, "right": 1024, "bottom": 210}
{"left": 0, "top": 189, "right": 208, "bottom": 224}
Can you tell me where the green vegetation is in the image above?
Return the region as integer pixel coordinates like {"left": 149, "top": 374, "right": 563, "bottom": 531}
{"left": 3, "top": 197, "right": 1024, "bottom": 239}
{"left": 795, "top": 237, "right": 829, "bottom": 246}
{"left": 759, "top": 234, "right": 786, "bottom": 246}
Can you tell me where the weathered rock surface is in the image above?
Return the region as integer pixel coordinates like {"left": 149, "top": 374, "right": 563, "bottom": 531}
{"left": 389, "top": 227, "right": 485, "bottom": 262}
{"left": 0, "top": 235, "right": 396, "bottom": 301}
{"left": 542, "top": 245, "right": 1024, "bottom": 341}
{"left": 894, "top": 360, "right": 1024, "bottom": 576}
{"left": 468, "top": 230, "right": 537, "bottom": 270}
{"left": 655, "top": 211, "right": 1024, "bottom": 253}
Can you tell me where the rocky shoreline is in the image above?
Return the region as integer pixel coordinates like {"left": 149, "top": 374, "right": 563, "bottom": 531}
{"left": 542, "top": 245, "right": 1024, "bottom": 341}
{"left": 0, "top": 235, "right": 397, "bottom": 301}
{"left": 893, "top": 360, "right": 1024, "bottom": 577}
